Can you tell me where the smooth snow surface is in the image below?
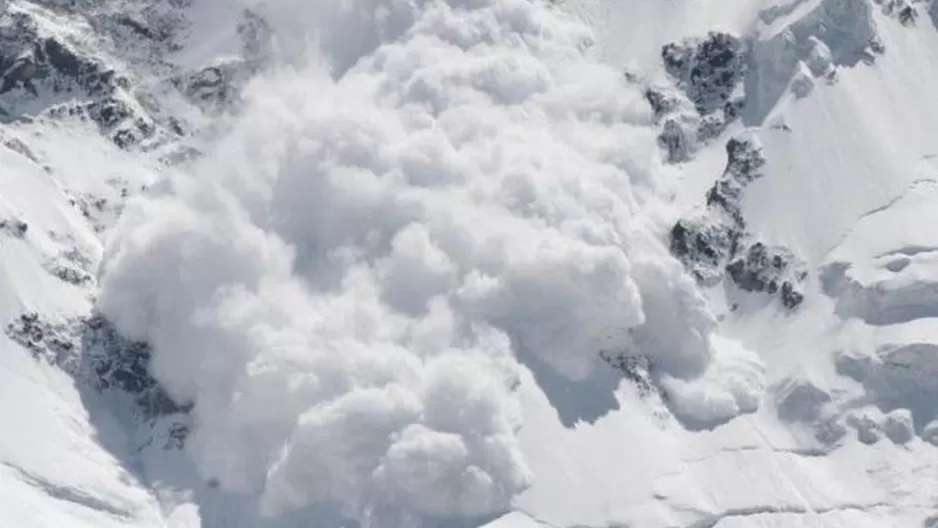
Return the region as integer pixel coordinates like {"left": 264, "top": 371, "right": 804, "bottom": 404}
{"left": 2, "top": 0, "right": 938, "bottom": 527}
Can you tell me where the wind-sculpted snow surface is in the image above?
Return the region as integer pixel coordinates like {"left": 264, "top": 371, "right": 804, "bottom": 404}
{"left": 96, "top": 0, "right": 763, "bottom": 524}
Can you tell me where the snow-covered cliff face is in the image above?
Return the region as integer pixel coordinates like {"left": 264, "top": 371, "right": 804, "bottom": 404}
{"left": 2, "top": 0, "right": 938, "bottom": 527}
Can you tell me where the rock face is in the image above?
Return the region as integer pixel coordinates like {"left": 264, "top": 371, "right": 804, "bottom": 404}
{"left": 726, "top": 243, "right": 807, "bottom": 309}
{"left": 651, "top": 0, "right": 889, "bottom": 148}
{"left": 875, "top": 0, "right": 919, "bottom": 26}
{"left": 670, "top": 137, "right": 807, "bottom": 309}
{"left": 651, "top": 0, "right": 891, "bottom": 162}
{"left": 0, "top": 0, "right": 247, "bottom": 461}
{"left": 82, "top": 314, "right": 189, "bottom": 418}
{"left": 0, "top": 1, "right": 270, "bottom": 151}
{"left": 662, "top": 31, "right": 747, "bottom": 118}
{"left": 5, "top": 311, "right": 188, "bottom": 423}
{"left": 651, "top": 32, "right": 747, "bottom": 162}
{"left": 0, "top": 4, "right": 166, "bottom": 148}
{"left": 0, "top": 0, "right": 279, "bottom": 479}
{"left": 0, "top": 215, "right": 27, "bottom": 236}
{"left": 671, "top": 218, "right": 741, "bottom": 284}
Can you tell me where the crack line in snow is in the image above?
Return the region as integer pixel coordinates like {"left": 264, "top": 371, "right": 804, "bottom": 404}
{"left": 513, "top": 507, "right": 620, "bottom": 528}
{"left": 675, "top": 444, "right": 831, "bottom": 467}
{"left": 0, "top": 462, "right": 135, "bottom": 520}
{"left": 684, "top": 501, "right": 893, "bottom": 528}
{"left": 820, "top": 176, "right": 938, "bottom": 260}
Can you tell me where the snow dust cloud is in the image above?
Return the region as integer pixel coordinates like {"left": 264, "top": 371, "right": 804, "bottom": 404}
{"left": 97, "top": 0, "right": 765, "bottom": 524}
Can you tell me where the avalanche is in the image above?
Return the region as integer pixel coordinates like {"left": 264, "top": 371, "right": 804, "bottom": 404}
{"left": 1, "top": 0, "right": 938, "bottom": 527}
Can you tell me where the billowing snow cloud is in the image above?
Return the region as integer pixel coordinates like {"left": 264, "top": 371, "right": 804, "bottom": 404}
{"left": 97, "top": 0, "right": 763, "bottom": 523}
{"left": 659, "top": 335, "right": 766, "bottom": 426}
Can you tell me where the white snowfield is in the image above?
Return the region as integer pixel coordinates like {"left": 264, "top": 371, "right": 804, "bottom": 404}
{"left": 0, "top": 0, "right": 937, "bottom": 527}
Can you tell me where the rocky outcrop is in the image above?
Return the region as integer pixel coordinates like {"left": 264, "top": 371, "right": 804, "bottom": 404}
{"left": 670, "top": 136, "right": 807, "bottom": 309}
{"left": 651, "top": 32, "right": 747, "bottom": 162}
{"left": 0, "top": 215, "right": 27, "bottom": 237}
{"left": 653, "top": 0, "right": 887, "bottom": 159}
{"left": 662, "top": 31, "right": 747, "bottom": 117}
{"left": 5, "top": 312, "right": 77, "bottom": 369}
{"left": 0, "top": 4, "right": 166, "bottom": 148}
{"left": 5, "top": 312, "right": 189, "bottom": 423}
{"left": 599, "top": 350, "right": 656, "bottom": 398}
{"left": 82, "top": 314, "right": 189, "bottom": 418}
{"left": 727, "top": 243, "right": 807, "bottom": 309}
{"left": 0, "top": 1, "right": 272, "bottom": 152}
{"left": 43, "top": 258, "right": 93, "bottom": 286}
{"left": 874, "top": 0, "right": 919, "bottom": 26}
{"left": 671, "top": 218, "right": 741, "bottom": 284}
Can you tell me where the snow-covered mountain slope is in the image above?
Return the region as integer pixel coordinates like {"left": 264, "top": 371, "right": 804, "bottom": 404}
{"left": 2, "top": 0, "right": 938, "bottom": 527}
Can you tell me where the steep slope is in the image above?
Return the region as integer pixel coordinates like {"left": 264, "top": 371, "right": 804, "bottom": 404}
{"left": 510, "top": 0, "right": 938, "bottom": 527}
{"left": 1, "top": 1, "right": 938, "bottom": 528}
{"left": 0, "top": 1, "right": 251, "bottom": 526}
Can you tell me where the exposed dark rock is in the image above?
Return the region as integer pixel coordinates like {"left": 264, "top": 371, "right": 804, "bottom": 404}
{"left": 0, "top": 9, "right": 165, "bottom": 148}
{"left": 877, "top": 0, "right": 919, "bottom": 26}
{"left": 0, "top": 217, "right": 28, "bottom": 237}
{"left": 670, "top": 218, "right": 741, "bottom": 283}
{"left": 1, "top": 1, "right": 273, "bottom": 156}
{"left": 899, "top": 5, "right": 918, "bottom": 25}
{"left": 781, "top": 281, "right": 805, "bottom": 309}
{"left": 44, "top": 259, "right": 93, "bottom": 286}
{"left": 644, "top": 87, "right": 681, "bottom": 119}
{"left": 705, "top": 178, "right": 746, "bottom": 225}
{"left": 658, "top": 116, "right": 697, "bottom": 162}
{"left": 0, "top": 3, "right": 210, "bottom": 151}
{"left": 5, "top": 312, "right": 79, "bottom": 371}
{"left": 82, "top": 315, "right": 184, "bottom": 416}
{"left": 599, "top": 350, "right": 656, "bottom": 398}
{"left": 662, "top": 31, "right": 747, "bottom": 117}
{"left": 724, "top": 137, "right": 767, "bottom": 184}
{"left": 115, "top": 15, "right": 162, "bottom": 42}
{"left": 6, "top": 310, "right": 190, "bottom": 445}
{"left": 39, "top": 37, "right": 123, "bottom": 95}
{"left": 654, "top": 32, "right": 748, "bottom": 162}
{"left": 97, "top": 0, "right": 192, "bottom": 52}
{"left": 1, "top": 130, "right": 39, "bottom": 162}
{"left": 669, "top": 136, "right": 807, "bottom": 309}
{"left": 67, "top": 189, "right": 126, "bottom": 234}
{"left": 0, "top": 53, "right": 37, "bottom": 95}
{"left": 726, "top": 243, "right": 807, "bottom": 308}
{"left": 87, "top": 96, "right": 133, "bottom": 128}
{"left": 704, "top": 137, "right": 766, "bottom": 225}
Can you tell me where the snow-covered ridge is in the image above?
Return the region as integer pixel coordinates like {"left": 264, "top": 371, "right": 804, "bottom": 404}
{"left": 2, "top": 0, "right": 938, "bottom": 527}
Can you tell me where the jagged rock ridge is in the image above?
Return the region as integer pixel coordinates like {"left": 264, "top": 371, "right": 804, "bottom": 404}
{"left": 670, "top": 137, "right": 807, "bottom": 309}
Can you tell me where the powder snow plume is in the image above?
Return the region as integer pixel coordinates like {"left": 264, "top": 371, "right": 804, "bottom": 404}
{"left": 96, "top": 0, "right": 765, "bottom": 524}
